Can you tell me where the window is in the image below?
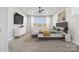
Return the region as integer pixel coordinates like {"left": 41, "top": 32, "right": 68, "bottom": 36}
{"left": 31, "top": 16, "right": 49, "bottom": 32}
{"left": 34, "top": 17, "right": 47, "bottom": 27}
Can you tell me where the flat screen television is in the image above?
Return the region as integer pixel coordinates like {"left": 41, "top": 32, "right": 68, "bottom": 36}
{"left": 14, "top": 13, "right": 23, "bottom": 24}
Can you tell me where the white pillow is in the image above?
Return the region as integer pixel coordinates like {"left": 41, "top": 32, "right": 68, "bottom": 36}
{"left": 56, "top": 27, "right": 64, "bottom": 32}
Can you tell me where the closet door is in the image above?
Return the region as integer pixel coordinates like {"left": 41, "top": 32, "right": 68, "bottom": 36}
{"left": 0, "top": 8, "right": 8, "bottom": 51}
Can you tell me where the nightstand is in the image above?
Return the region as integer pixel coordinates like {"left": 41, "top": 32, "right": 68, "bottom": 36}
{"left": 65, "top": 34, "right": 71, "bottom": 41}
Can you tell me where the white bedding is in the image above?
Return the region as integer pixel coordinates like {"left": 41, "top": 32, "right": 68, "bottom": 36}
{"left": 38, "top": 33, "right": 63, "bottom": 38}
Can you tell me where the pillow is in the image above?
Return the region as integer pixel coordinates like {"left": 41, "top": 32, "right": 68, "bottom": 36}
{"left": 56, "top": 27, "right": 64, "bottom": 31}
{"left": 43, "top": 28, "right": 51, "bottom": 36}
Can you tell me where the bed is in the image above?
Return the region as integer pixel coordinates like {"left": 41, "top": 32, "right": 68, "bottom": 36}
{"left": 38, "top": 21, "right": 68, "bottom": 39}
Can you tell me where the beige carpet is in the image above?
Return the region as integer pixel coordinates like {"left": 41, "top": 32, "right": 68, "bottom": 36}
{"left": 8, "top": 34, "right": 79, "bottom": 52}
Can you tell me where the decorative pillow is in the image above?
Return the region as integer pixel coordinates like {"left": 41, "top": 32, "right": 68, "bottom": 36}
{"left": 43, "top": 28, "right": 51, "bottom": 36}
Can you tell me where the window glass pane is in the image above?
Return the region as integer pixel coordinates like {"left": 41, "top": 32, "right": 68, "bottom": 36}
{"left": 34, "top": 17, "right": 47, "bottom": 26}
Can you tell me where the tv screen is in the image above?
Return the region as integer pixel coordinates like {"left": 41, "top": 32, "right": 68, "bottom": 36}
{"left": 14, "top": 13, "right": 23, "bottom": 24}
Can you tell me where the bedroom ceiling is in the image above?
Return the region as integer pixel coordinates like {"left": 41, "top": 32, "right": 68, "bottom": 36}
{"left": 17, "top": 7, "right": 62, "bottom": 16}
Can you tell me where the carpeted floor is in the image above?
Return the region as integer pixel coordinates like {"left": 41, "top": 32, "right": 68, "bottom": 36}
{"left": 8, "top": 34, "right": 79, "bottom": 52}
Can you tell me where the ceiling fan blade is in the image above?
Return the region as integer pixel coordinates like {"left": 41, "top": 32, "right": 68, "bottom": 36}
{"left": 39, "top": 7, "right": 41, "bottom": 9}
{"left": 41, "top": 9, "right": 44, "bottom": 11}
{"left": 38, "top": 7, "right": 44, "bottom": 13}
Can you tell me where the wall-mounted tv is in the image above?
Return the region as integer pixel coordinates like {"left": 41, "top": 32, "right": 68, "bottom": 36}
{"left": 14, "top": 13, "right": 23, "bottom": 24}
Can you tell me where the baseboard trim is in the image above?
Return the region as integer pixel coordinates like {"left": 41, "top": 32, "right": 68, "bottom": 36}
{"left": 72, "top": 40, "right": 79, "bottom": 46}
{"left": 8, "top": 37, "right": 14, "bottom": 42}
{"left": 8, "top": 37, "right": 14, "bottom": 52}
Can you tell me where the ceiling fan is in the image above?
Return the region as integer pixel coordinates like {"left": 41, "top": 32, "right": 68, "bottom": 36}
{"left": 38, "top": 7, "right": 44, "bottom": 13}
{"left": 33, "top": 7, "right": 45, "bottom": 15}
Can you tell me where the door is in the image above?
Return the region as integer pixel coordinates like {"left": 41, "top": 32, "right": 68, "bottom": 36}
{"left": 0, "top": 8, "right": 8, "bottom": 52}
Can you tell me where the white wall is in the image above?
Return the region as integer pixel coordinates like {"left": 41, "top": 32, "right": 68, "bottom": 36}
{"left": 27, "top": 15, "right": 31, "bottom": 33}
{"left": 53, "top": 7, "right": 79, "bottom": 45}
{"left": 8, "top": 8, "right": 27, "bottom": 41}
{"left": 53, "top": 14, "right": 58, "bottom": 26}
{"left": 48, "top": 15, "right": 53, "bottom": 29}
{"left": 0, "top": 8, "right": 8, "bottom": 51}
{"left": 53, "top": 8, "right": 66, "bottom": 26}
{"left": 66, "top": 8, "right": 79, "bottom": 45}
{"left": 8, "top": 8, "right": 14, "bottom": 41}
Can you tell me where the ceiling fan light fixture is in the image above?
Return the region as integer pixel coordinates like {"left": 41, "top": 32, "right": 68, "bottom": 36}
{"left": 38, "top": 7, "right": 44, "bottom": 13}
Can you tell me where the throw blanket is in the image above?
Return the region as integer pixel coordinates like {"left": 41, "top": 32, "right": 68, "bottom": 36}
{"left": 42, "top": 28, "right": 51, "bottom": 36}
